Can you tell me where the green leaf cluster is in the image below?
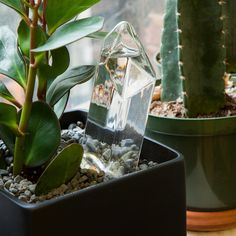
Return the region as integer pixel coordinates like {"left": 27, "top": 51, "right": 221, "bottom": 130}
{"left": 0, "top": 0, "right": 104, "bottom": 195}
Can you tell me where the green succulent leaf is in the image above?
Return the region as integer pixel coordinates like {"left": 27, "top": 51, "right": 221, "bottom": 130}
{"left": 23, "top": 101, "right": 61, "bottom": 168}
{"left": 17, "top": 20, "right": 30, "bottom": 58}
{"left": 0, "top": 103, "right": 21, "bottom": 136}
{"left": 47, "top": 65, "right": 96, "bottom": 106}
{"left": 0, "top": 0, "right": 27, "bottom": 18}
{"left": 0, "top": 81, "right": 21, "bottom": 107}
{"left": 50, "top": 46, "right": 70, "bottom": 78}
{"left": 54, "top": 91, "right": 70, "bottom": 119}
{"left": 33, "top": 16, "right": 104, "bottom": 52}
{"left": 0, "top": 26, "right": 26, "bottom": 89}
{"left": 37, "top": 46, "right": 70, "bottom": 99}
{"left": 88, "top": 31, "right": 109, "bottom": 40}
{"left": 35, "top": 143, "right": 83, "bottom": 195}
{"left": 38, "top": 46, "right": 70, "bottom": 81}
{"left": 37, "top": 64, "right": 52, "bottom": 82}
{"left": 18, "top": 20, "right": 47, "bottom": 60}
{"left": 46, "top": 0, "right": 100, "bottom": 35}
{"left": 0, "top": 125, "right": 15, "bottom": 153}
{"left": 37, "top": 64, "right": 51, "bottom": 98}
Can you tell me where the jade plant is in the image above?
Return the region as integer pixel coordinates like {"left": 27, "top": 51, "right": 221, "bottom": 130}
{"left": 0, "top": 0, "right": 104, "bottom": 195}
{"left": 160, "top": 0, "right": 236, "bottom": 117}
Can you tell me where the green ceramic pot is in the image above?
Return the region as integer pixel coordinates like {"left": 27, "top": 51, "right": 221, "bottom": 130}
{"left": 146, "top": 115, "right": 236, "bottom": 212}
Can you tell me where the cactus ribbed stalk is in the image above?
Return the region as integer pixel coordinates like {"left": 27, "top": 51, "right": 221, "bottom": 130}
{"left": 160, "top": 0, "right": 182, "bottom": 101}
{"left": 160, "top": 0, "right": 234, "bottom": 117}
{"left": 178, "top": 0, "right": 225, "bottom": 117}
{"left": 224, "top": 0, "right": 236, "bottom": 73}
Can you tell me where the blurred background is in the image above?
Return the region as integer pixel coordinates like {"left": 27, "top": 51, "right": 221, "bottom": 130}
{"left": 0, "top": 0, "right": 165, "bottom": 110}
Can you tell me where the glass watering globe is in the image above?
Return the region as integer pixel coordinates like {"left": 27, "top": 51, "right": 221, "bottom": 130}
{"left": 81, "top": 21, "right": 156, "bottom": 177}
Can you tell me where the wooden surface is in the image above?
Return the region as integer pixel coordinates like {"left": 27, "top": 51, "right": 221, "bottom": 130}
{"left": 188, "top": 228, "right": 236, "bottom": 235}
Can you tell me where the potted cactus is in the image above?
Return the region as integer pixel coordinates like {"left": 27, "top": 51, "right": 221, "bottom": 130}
{"left": 146, "top": 0, "right": 236, "bottom": 231}
{"left": 0, "top": 1, "right": 186, "bottom": 235}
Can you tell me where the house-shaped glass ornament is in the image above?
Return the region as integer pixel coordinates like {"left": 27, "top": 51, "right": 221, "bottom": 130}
{"left": 82, "top": 21, "right": 156, "bottom": 177}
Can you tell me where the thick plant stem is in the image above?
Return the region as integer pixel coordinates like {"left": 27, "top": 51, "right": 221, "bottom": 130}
{"left": 13, "top": 66, "right": 37, "bottom": 175}
{"left": 178, "top": 0, "right": 226, "bottom": 117}
{"left": 223, "top": 0, "right": 236, "bottom": 73}
{"left": 13, "top": 3, "right": 39, "bottom": 176}
{"left": 42, "top": 0, "right": 47, "bottom": 32}
{"left": 37, "top": 0, "right": 48, "bottom": 102}
{"left": 161, "top": 0, "right": 182, "bottom": 101}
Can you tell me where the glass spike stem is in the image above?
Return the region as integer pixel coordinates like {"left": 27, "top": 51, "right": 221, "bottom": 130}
{"left": 82, "top": 21, "right": 156, "bottom": 178}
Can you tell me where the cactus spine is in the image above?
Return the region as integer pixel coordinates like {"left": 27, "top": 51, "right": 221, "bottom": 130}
{"left": 160, "top": 0, "right": 235, "bottom": 117}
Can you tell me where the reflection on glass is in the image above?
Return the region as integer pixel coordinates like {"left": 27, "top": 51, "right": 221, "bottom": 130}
{"left": 82, "top": 22, "right": 156, "bottom": 178}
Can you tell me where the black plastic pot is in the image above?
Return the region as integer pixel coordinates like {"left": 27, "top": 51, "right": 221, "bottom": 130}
{"left": 146, "top": 114, "right": 236, "bottom": 212}
{"left": 0, "top": 110, "right": 186, "bottom": 236}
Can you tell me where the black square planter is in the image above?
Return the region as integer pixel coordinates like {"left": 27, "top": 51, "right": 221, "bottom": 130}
{"left": 0, "top": 111, "right": 186, "bottom": 236}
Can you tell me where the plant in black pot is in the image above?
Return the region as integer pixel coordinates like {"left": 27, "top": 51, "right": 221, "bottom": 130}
{"left": 147, "top": 0, "right": 236, "bottom": 231}
{"left": 0, "top": 1, "right": 186, "bottom": 236}
{"left": 0, "top": 0, "right": 104, "bottom": 196}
